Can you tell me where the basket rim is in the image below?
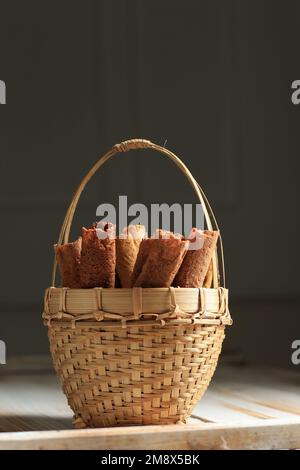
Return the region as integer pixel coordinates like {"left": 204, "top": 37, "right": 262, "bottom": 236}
{"left": 45, "top": 286, "right": 228, "bottom": 292}
{"left": 43, "top": 286, "right": 232, "bottom": 328}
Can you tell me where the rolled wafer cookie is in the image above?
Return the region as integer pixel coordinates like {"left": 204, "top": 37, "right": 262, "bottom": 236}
{"left": 132, "top": 230, "right": 189, "bottom": 288}
{"left": 55, "top": 237, "right": 82, "bottom": 288}
{"left": 173, "top": 229, "right": 219, "bottom": 288}
{"left": 116, "top": 224, "right": 146, "bottom": 287}
{"left": 79, "top": 222, "right": 116, "bottom": 288}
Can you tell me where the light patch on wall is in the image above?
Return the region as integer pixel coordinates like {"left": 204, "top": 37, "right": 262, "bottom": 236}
{"left": 0, "top": 80, "right": 6, "bottom": 104}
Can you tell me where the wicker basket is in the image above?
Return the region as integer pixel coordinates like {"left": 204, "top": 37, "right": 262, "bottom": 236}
{"left": 43, "top": 138, "right": 232, "bottom": 428}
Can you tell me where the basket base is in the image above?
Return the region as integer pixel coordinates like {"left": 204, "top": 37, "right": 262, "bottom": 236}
{"left": 71, "top": 385, "right": 212, "bottom": 429}
{"left": 46, "top": 298, "right": 227, "bottom": 428}
{"left": 72, "top": 413, "right": 189, "bottom": 429}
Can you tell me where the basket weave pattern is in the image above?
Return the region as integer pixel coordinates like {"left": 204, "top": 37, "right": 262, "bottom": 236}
{"left": 43, "top": 286, "right": 230, "bottom": 427}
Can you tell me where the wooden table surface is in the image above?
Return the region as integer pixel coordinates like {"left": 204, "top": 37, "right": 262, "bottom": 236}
{"left": 0, "top": 357, "right": 299, "bottom": 450}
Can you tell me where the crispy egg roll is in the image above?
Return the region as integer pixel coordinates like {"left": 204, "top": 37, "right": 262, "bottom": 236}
{"left": 173, "top": 229, "right": 219, "bottom": 288}
{"left": 79, "top": 223, "right": 116, "bottom": 288}
{"left": 132, "top": 230, "right": 188, "bottom": 287}
{"left": 116, "top": 224, "right": 146, "bottom": 287}
{"left": 55, "top": 237, "right": 82, "bottom": 288}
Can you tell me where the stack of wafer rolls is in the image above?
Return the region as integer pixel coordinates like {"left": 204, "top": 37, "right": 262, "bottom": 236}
{"left": 116, "top": 224, "right": 146, "bottom": 287}
{"left": 173, "top": 229, "right": 219, "bottom": 288}
{"left": 131, "top": 230, "right": 189, "bottom": 288}
{"left": 79, "top": 222, "right": 116, "bottom": 288}
{"left": 55, "top": 238, "right": 82, "bottom": 288}
{"left": 55, "top": 222, "right": 219, "bottom": 290}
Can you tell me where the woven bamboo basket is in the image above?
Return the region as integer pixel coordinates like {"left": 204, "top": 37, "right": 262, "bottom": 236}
{"left": 43, "top": 138, "right": 232, "bottom": 428}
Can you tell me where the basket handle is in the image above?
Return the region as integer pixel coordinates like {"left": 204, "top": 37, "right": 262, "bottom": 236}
{"left": 51, "top": 138, "right": 226, "bottom": 288}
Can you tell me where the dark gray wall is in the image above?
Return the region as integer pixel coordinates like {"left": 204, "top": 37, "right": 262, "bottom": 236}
{"left": 0, "top": 0, "right": 299, "bottom": 367}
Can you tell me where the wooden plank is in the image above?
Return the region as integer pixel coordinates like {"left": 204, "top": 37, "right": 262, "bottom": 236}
{"left": 192, "top": 388, "right": 300, "bottom": 424}
{"left": 213, "top": 387, "right": 300, "bottom": 417}
{"left": 208, "top": 366, "right": 300, "bottom": 420}
{"left": 0, "top": 373, "right": 73, "bottom": 432}
{"left": 0, "top": 419, "right": 299, "bottom": 450}
{"left": 218, "top": 402, "right": 271, "bottom": 420}
{"left": 193, "top": 396, "right": 274, "bottom": 424}
{"left": 1, "top": 360, "right": 300, "bottom": 449}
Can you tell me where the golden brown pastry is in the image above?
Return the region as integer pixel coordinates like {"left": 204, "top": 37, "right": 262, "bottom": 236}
{"left": 132, "top": 230, "right": 188, "bottom": 287}
{"left": 55, "top": 237, "right": 82, "bottom": 288}
{"left": 116, "top": 224, "right": 146, "bottom": 287}
{"left": 79, "top": 223, "right": 116, "bottom": 288}
{"left": 173, "top": 229, "right": 219, "bottom": 288}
